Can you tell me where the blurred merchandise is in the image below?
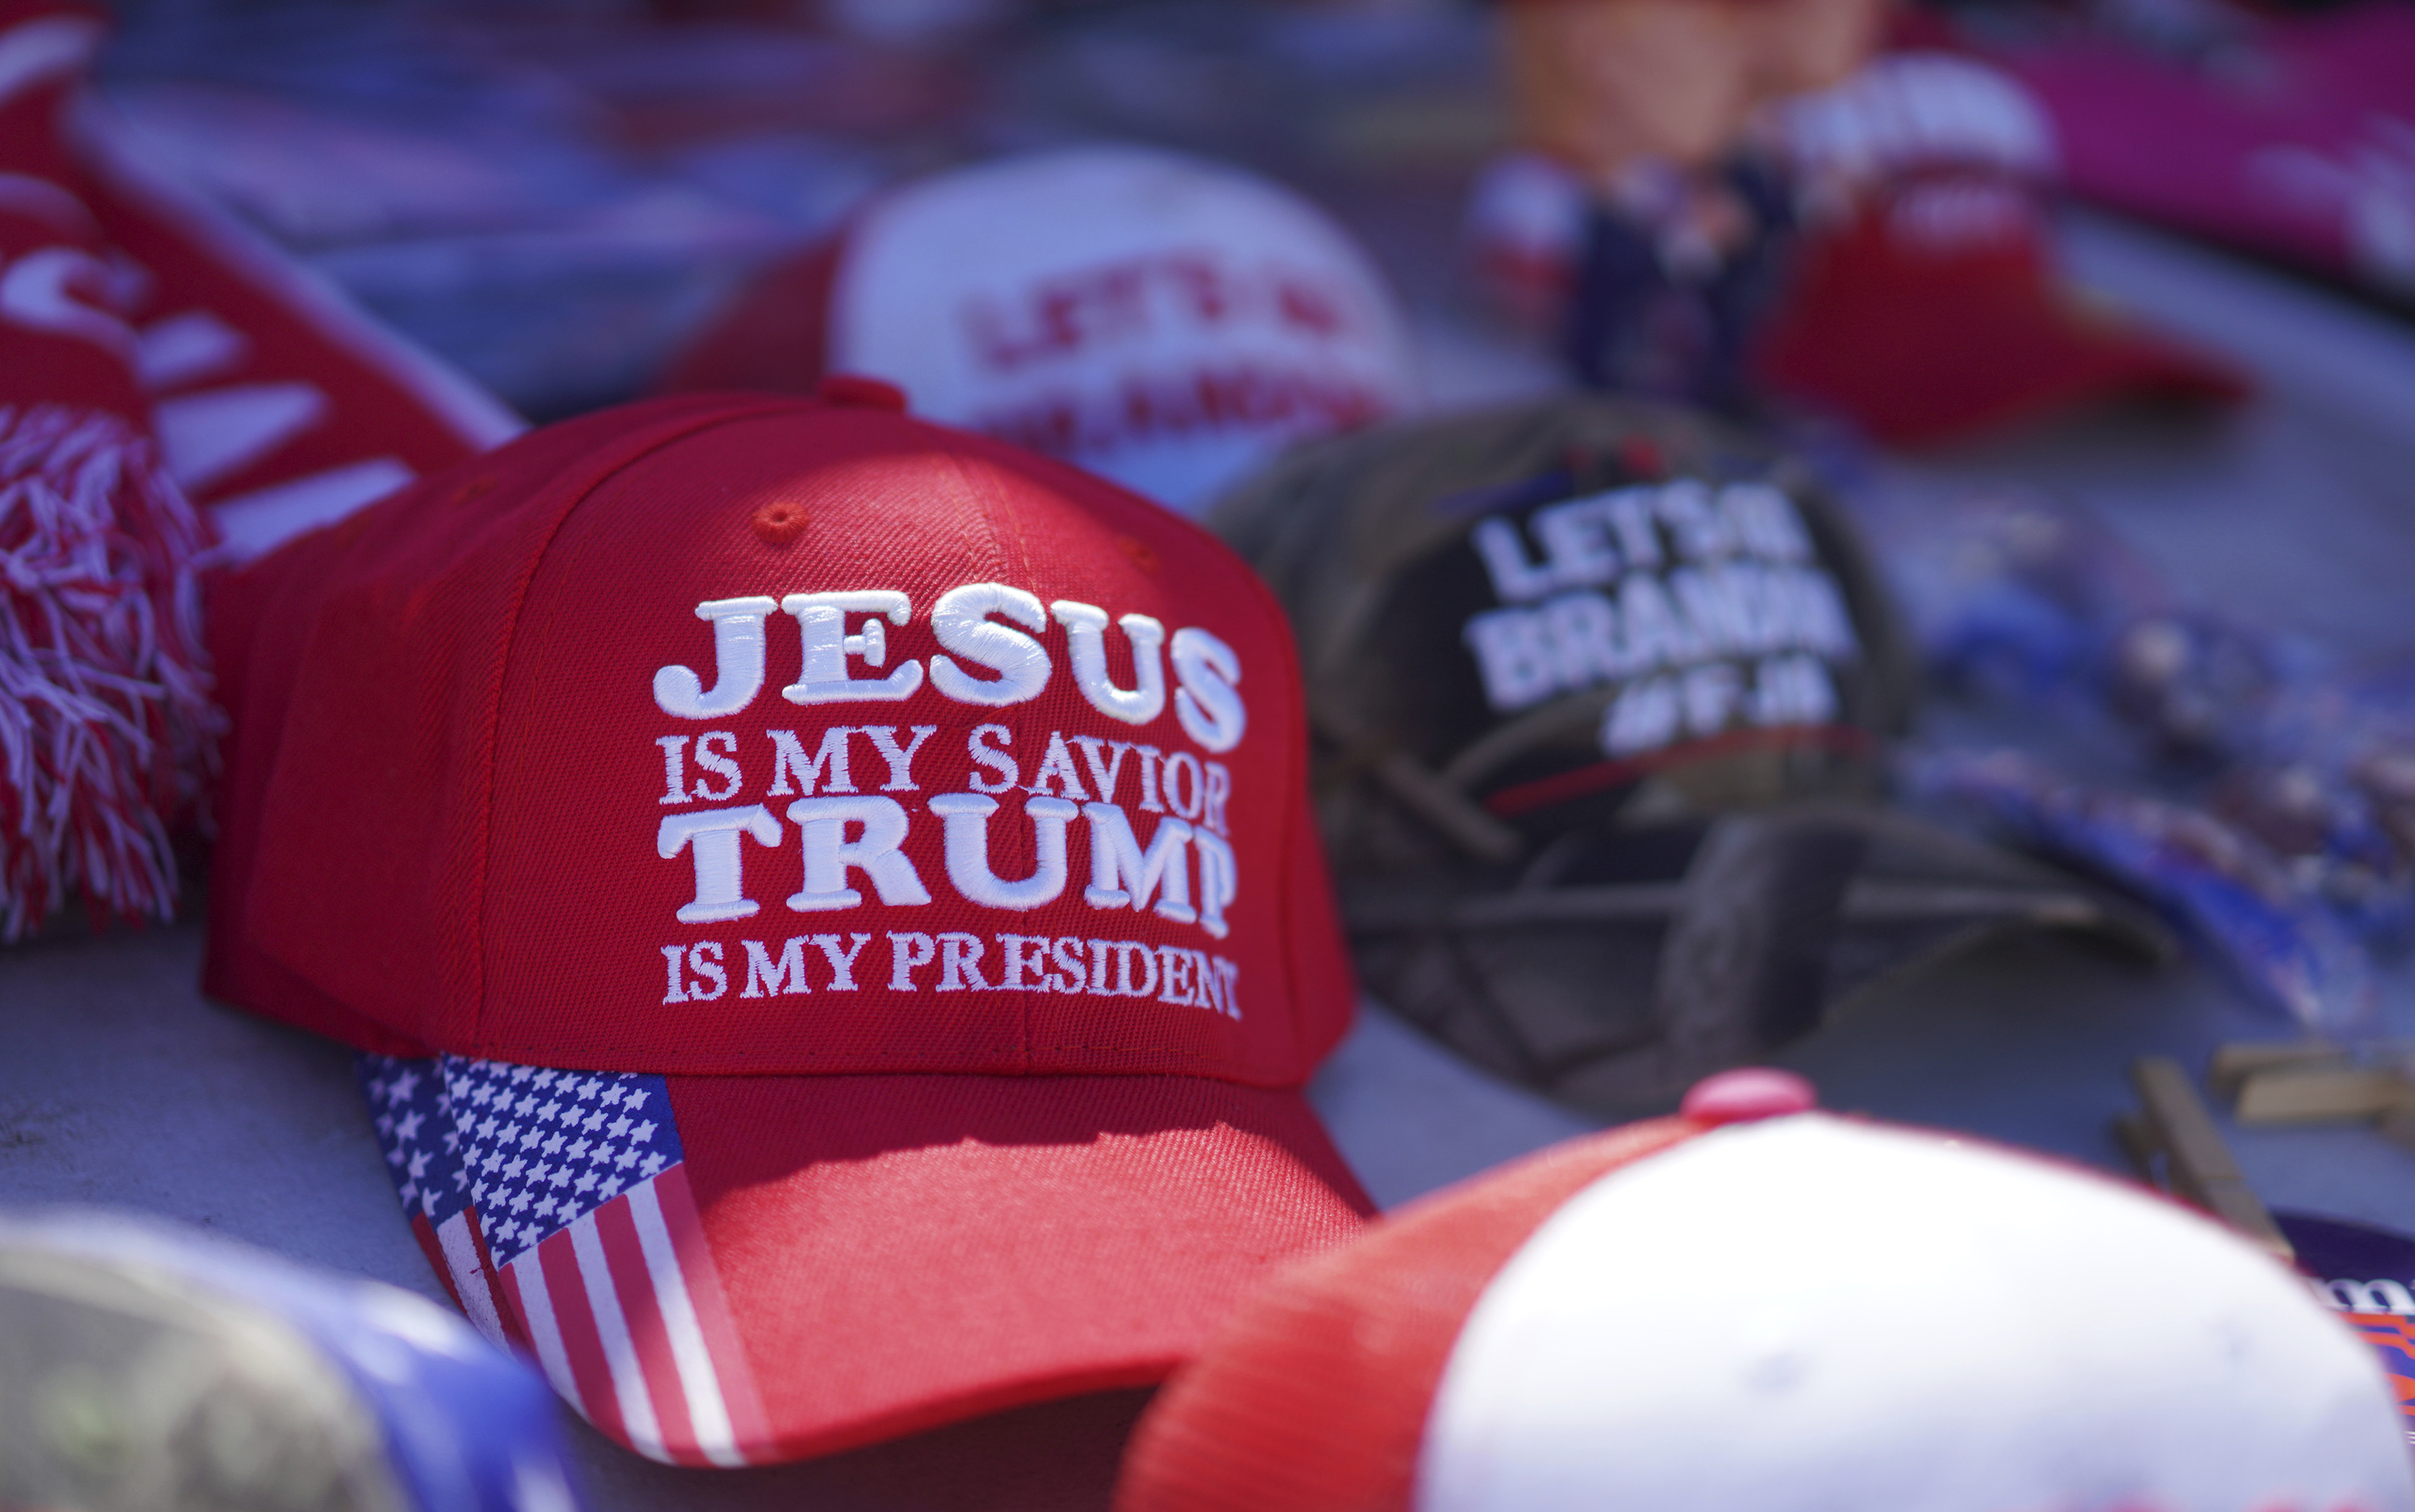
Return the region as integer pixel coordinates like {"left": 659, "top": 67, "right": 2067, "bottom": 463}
{"left": 1986, "top": 0, "right": 2415, "bottom": 305}
{"left": 1869, "top": 489, "right": 2415, "bottom": 950}
{"left": 2, "top": 6, "right": 217, "bottom": 943}
{"left": 1488, "top": 0, "right": 1866, "bottom": 409}
{"left": 1773, "top": 48, "right": 2057, "bottom": 197}
{"left": 1464, "top": 45, "right": 2248, "bottom": 440}
{"left": 0, "top": 1207, "right": 585, "bottom": 1512}
{"left": 661, "top": 143, "right": 1421, "bottom": 515}
{"left": 1210, "top": 394, "right": 2167, "bottom": 1111}
{"left": 1906, "top": 747, "right": 2377, "bottom": 1035}
{"left": 3, "top": 0, "right": 541, "bottom": 943}
{"left": 2219, "top": 661, "right": 2415, "bottom": 944}
{"left": 93, "top": 3, "right": 921, "bottom": 419}
{"left": 1342, "top": 804, "right": 2164, "bottom": 1111}
{"left": 1752, "top": 50, "right": 2247, "bottom": 445}
{"left": 2279, "top": 1208, "right": 2415, "bottom": 1452}
{"left": 1873, "top": 486, "right": 2279, "bottom": 755}
{"left": 1463, "top": 149, "right": 1588, "bottom": 333}
{"left": 1497, "top": 0, "right": 1889, "bottom": 176}
{"left": 82, "top": 0, "right": 1518, "bottom": 427}
{"left": 14, "top": 0, "right": 524, "bottom": 555}
{"left": 1560, "top": 152, "right": 1798, "bottom": 409}
{"left": 1115, "top": 1077, "right": 2415, "bottom": 1512}
{"left": 2120, "top": 1055, "right": 2415, "bottom": 1449}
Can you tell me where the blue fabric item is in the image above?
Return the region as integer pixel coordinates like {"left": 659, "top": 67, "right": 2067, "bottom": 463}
{"left": 1563, "top": 155, "right": 1796, "bottom": 412}
{"left": 0, "top": 1210, "right": 588, "bottom": 1512}
{"left": 1910, "top": 749, "right": 2377, "bottom": 1038}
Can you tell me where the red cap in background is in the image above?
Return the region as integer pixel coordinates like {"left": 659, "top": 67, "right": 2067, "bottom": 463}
{"left": 1754, "top": 52, "right": 2248, "bottom": 447}
{"left": 1754, "top": 170, "right": 2247, "bottom": 446}
{"left": 661, "top": 144, "right": 1418, "bottom": 516}
{"left": 1116, "top": 1072, "right": 2415, "bottom": 1512}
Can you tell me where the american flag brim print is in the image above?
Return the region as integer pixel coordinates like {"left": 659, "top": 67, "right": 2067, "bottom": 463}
{"left": 362, "top": 1053, "right": 1379, "bottom": 1469}
{"left": 362, "top": 1054, "right": 769, "bottom": 1467}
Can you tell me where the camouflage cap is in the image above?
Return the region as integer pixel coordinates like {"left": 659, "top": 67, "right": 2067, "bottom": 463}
{"left": 1212, "top": 393, "right": 1915, "bottom": 874}
{"left": 1211, "top": 394, "right": 2165, "bottom": 1111}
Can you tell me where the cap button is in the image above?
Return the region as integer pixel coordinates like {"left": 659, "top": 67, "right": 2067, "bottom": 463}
{"left": 1681, "top": 1068, "right": 1817, "bottom": 1126}
{"left": 814, "top": 373, "right": 908, "bottom": 412}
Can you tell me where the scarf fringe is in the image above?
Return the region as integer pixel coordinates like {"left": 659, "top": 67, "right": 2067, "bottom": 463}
{"left": 1, "top": 403, "right": 222, "bottom": 941}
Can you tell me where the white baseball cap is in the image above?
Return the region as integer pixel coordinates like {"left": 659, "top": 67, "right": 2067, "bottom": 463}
{"left": 1115, "top": 1069, "right": 2415, "bottom": 1512}
{"left": 659, "top": 144, "right": 1420, "bottom": 516}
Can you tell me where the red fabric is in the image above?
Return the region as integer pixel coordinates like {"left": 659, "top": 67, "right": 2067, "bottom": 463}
{"left": 658, "top": 233, "right": 845, "bottom": 397}
{"left": 1754, "top": 172, "right": 2247, "bottom": 447}
{"left": 226, "top": 394, "right": 1351, "bottom": 1084}
{"left": 1113, "top": 1118, "right": 1705, "bottom": 1512}
{"left": 68, "top": 121, "right": 518, "bottom": 508}
{"left": 1996, "top": 2, "right": 2415, "bottom": 291}
{"left": 674, "top": 1072, "right": 1373, "bottom": 1462}
{"left": 202, "top": 397, "right": 739, "bottom": 1050}
{"left": 0, "top": 4, "right": 135, "bottom": 420}
{"left": 207, "top": 389, "right": 1372, "bottom": 1458}
{"left": 0, "top": 0, "right": 518, "bottom": 516}
{"left": 0, "top": 0, "right": 516, "bottom": 938}
{"left": 0, "top": 1, "right": 218, "bottom": 935}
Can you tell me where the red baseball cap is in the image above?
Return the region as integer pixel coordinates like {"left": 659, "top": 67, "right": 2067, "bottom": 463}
{"left": 1116, "top": 1071, "right": 2415, "bottom": 1512}
{"left": 204, "top": 382, "right": 1373, "bottom": 1464}
{"left": 1753, "top": 169, "right": 2248, "bottom": 448}
{"left": 658, "top": 144, "right": 1419, "bottom": 516}
{"left": 1748, "top": 50, "right": 2248, "bottom": 448}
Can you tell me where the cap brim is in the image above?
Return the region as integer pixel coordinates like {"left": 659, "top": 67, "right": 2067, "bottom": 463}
{"left": 1756, "top": 235, "right": 2250, "bottom": 449}
{"left": 1340, "top": 803, "right": 2170, "bottom": 1112}
{"left": 1811, "top": 285, "right": 2247, "bottom": 448}
{"left": 1929, "top": 291, "right": 2248, "bottom": 447}
{"left": 371, "top": 1061, "right": 1372, "bottom": 1468}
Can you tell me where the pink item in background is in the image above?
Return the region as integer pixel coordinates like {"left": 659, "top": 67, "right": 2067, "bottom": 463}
{"left": 1997, "top": 1, "right": 2415, "bottom": 301}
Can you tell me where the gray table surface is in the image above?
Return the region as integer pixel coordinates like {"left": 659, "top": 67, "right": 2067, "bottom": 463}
{"left": 7, "top": 208, "right": 2415, "bottom": 1510}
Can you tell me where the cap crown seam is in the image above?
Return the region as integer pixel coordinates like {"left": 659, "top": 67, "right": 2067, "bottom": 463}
{"left": 469, "top": 398, "right": 810, "bottom": 1053}
{"left": 1224, "top": 523, "right": 1321, "bottom": 1079}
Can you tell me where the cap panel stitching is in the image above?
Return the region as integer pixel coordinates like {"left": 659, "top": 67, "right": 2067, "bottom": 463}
{"left": 468, "top": 397, "right": 819, "bottom": 1056}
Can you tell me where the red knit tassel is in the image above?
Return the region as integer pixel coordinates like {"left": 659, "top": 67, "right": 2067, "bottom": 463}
{"left": 0, "top": 402, "right": 220, "bottom": 940}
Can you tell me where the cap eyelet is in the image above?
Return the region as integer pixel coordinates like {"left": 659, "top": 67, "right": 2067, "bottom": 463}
{"left": 1681, "top": 1068, "right": 1817, "bottom": 1125}
{"left": 752, "top": 500, "right": 810, "bottom": 545}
